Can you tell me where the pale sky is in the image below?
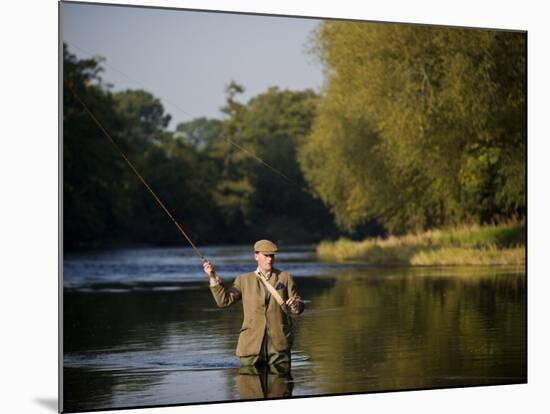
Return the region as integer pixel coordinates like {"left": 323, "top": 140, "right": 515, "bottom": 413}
{"left": 62, "top": 2, "right": 325, "bottom": 130}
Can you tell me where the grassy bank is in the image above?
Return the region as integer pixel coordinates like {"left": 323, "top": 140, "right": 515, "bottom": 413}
{"left": 317, "top": 221, "right": 525, "bottom": 266}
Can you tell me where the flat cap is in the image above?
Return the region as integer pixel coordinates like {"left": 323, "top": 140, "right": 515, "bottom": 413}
{"left": 254, "top": 239, "right": 278, "bottom": 254}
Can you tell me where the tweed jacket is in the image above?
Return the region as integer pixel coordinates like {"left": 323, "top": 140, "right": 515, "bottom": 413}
{"left": 210, "top": 268, "right": 303, "bottom": 357}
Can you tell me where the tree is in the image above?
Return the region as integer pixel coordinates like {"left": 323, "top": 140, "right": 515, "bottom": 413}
{"left": 174, "top": 117, "right": 223, "bottom": 151}
{"left": 211, "top": 84, "right": 337, "bottom": 241}
{"left": 300, "top": 22, "right": 526, "bottom": 234}
{"left": 112, "top": 90, "right": 171, "bottom": 150}
{"left": 63, "top": 44, "right": 224, "bottom": 247}
{"left": 63, "top": 43, "right": 129, "bottom": 247}
{"left": 206, "top": 81, "right": 256, "bottom": 232}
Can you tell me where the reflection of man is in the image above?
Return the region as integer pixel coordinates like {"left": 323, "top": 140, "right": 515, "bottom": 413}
{"left": 203, "top": 240, "right": 304, "bottom": 370}
{"left": 237, "top": 365, "right": 294, "bottom": 400}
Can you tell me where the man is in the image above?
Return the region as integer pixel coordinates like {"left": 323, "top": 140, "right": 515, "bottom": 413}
{"left": 203, "top": 239, "right": 304, "bottom": 371}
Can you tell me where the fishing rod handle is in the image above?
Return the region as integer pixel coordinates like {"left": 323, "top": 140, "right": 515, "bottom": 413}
{"left": 201, "top": 257, "right": 218, "bottom": 280}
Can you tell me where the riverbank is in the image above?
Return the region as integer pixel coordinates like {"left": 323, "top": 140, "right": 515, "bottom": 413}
{"left": 317, "top": 221, "right": 525, "bottom": 266}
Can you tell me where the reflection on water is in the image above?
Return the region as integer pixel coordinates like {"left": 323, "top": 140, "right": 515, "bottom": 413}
{"left": 63, "top": 245, "right": 526, "bottom": 411}
{"left": 237, "top": 365, "right": 294, "bottom": 400}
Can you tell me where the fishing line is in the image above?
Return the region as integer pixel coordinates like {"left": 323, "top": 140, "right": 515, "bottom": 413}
{"left": 64, "top": 41, "right": 307, "bottom": 192}
{"left": 65, "top": 41, "right": 196, "bottom": 122}
{"left": 66, "top": 81, "right": 208, "bottom": 263}
{"left": 224, "top": 137, "right": 303, "bottom": 189}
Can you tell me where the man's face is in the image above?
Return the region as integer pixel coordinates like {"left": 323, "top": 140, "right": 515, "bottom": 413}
{"left": 255, "top": 252, "right": 275, "bottom": 274}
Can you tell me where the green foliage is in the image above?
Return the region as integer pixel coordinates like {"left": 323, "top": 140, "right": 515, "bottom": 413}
{"left": 63, "top": 25, "right": 526, "bottom": 250}
{"left": 114, "top": 90, "right": 171, "bottom": 137}
{"left": 211, "top": 84, "right": 337, "bottom": 241}
{"left": 63, "top": 44, "right": 221, "bottom": 247}
{"left": 300, "top": 22, "right": 526, "bottom": 233}
{"left": 63, "top": 47, "right": 336, "bottom": 248}
{"left": 63, "top": 44, "right": 128, "bottom": 246}
{"left": 174, "top": 117, "right": 223, "bottom": 151}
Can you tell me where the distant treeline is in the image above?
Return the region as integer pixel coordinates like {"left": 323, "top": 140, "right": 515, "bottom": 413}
{"left": 63, "top": 23, "right": 525, "bottom": 249}
{"left": 63, "top": 44, "right": 337, "bottom": 248}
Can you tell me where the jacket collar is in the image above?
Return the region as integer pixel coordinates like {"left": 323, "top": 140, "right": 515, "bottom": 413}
{"left": 255, "top": 267, "right": 280, "bottom": 281}
{"left": 254, "top": 267, "right": 279, "bottom": 280}
{"left": 255, "top": 267, "right": 270, "bottom": 279}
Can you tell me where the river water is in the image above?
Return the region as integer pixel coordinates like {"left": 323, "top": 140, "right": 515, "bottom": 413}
{"left": 63, "top": 245, "right": 526, "bottom": 411}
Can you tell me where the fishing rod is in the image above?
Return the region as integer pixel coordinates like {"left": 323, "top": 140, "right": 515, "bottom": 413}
{"left": 66, "top": 81, "right": 208, "bottom": 264}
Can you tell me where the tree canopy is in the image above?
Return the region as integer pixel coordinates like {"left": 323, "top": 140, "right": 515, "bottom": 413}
{"left": 300, "top": 22, "right": 526, "bottom": 233}
{"left": 210, "top": 84, "right": 337, "bottom": 241}
{"left": 63, "top": 45, "right": 335, "bottom": 248}
{"left": 63, "top": 21, "right": 526, "bottom": 249}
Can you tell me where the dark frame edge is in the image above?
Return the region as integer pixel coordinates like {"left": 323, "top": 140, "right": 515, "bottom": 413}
{"left": 523, "top": 30, "right": 529, "bottom": 383}
{"left": 59, "top": 1, "right": 64, "bottom": 413}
